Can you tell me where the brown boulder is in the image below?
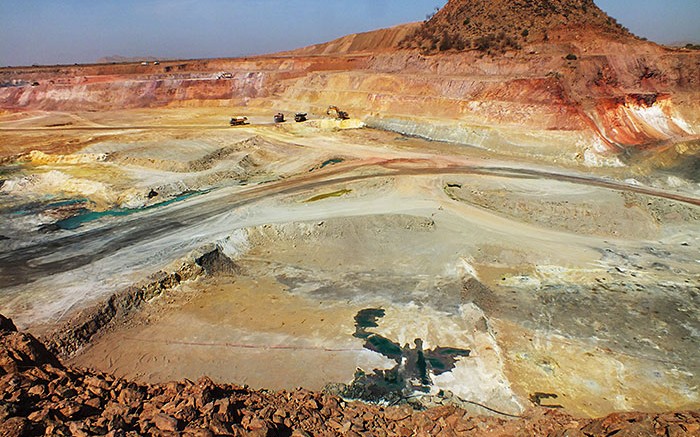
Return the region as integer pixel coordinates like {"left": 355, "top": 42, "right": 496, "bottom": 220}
{"left": 0, "top": 417, "right": 31, "bottom": 437}
{"left": 0, "top": 330, "right": 62, "bottom": 375}
{"left": 384, "top": 405, "right": 412, "bottom": 421}
{"left": 183, "top": 426, "right": 214, "bottom": 437}
{"left": 0, "top": 316, "right": 62, "bottom": 375}
{"left": 118, "top": 387, "right": 145, "bottom": 409}
{"left": 193, "top": 376, "right": 216, "bottom": 408}
{"left": 154, "top": 413, "right": 179, "bottom": 432}
{"left": 612, "top": 422, "right": 656, "bottom": 436}
{"left": 58, "top": 401, "right": 83, "bottom": 420}
{"left": 0, "top": 315, "right": 17, "bottom": 332}
{"left": 552, "top": 428, "right": 587, "bottom": 437}
{"left": 208, "top": 416, "right": 231, "bottom": 435}
{"left": 68, "top": 421, "right": 90, "bottom": 437}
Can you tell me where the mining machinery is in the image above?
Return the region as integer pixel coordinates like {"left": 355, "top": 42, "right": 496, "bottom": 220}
{"left": 326, "top": 106, "right": 349, "bottom": 120}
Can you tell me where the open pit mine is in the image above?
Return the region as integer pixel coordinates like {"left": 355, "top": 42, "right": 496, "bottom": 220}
{"left": 1, "top": 0, "right": 699, "bottom": 435}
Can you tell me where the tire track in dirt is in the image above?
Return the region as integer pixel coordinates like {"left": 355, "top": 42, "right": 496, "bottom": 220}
{"left": 1, "top": 158, "right": 697, "bottom": 287}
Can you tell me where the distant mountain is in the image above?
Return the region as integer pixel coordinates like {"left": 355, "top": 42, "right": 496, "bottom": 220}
{"left": 97, "top": 55, "right": 163, "bottom": 64}
{"left": 667, "top": 41, "right": 700, "bottom": 49}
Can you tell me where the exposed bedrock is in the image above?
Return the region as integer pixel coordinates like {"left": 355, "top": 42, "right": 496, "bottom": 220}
{"left": 1, "top": 42, "right": 698, "bottom": 157}
{"left": 38, "top": 245, "right": 239, "bottom": 359}
{"left": 43, "top": 267, "right": 198, "bottom": 358}
{"left": 195, "top": 246, "right": 240, "bottom": 275}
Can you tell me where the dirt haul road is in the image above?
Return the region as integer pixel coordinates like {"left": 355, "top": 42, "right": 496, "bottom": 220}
{"left": 2, "top": 157, "right": 698, "bottom": 288}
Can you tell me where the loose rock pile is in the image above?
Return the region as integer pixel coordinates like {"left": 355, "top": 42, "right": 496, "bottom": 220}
{"left": 1, "top": 314, "right": 698, "bottom": 436}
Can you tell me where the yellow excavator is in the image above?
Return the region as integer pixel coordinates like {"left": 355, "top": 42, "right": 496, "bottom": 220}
{"left": 326, "top": 106, "right": 350, "bottom": 120}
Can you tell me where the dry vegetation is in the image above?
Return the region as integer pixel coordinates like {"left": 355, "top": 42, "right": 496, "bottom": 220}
{"left": 399, "top": 0, "right": 638, "bottom": 54}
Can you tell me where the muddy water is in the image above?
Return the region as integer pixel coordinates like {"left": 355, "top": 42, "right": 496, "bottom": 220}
{"left": 55, "top": 190, "right": 204, "bottom": 230}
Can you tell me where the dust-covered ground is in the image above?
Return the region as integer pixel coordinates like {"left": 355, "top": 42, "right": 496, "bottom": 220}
{"left": 1, "top": 107, "right": 698, "bottom": 419}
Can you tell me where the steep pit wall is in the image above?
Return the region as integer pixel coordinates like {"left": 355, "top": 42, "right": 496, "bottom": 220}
{"left": 0, "top": 56, "right": 370, "bottom": 111}
{"left": 361, "top": 50, "right": 700, "bottom": 150}
{"left": 568, "top": 50, "right": 700, "bottom": 147}
{"left": 276, "top": 71, "right": 580, "bottom": 128}
{"left": 591, "top": 94, "right": 697, "bottom": 147}
{"left": 267, "top": 66, "right": 592, "bottom": 159}
{"left": 1, "top": 74, "right": 269, "bottom": 111}
{"left": 1, "top": 48, "right": 698, "bottom": 155}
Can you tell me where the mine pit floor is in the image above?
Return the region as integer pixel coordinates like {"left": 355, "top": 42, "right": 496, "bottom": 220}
{"left": 0, "top": 107, "right": 697, "bottom": 418}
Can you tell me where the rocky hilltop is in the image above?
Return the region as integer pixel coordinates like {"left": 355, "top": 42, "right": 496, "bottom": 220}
{"left": 2, "top": 314, "right": 699, "bottom": 436}
{"left": 400, "top": 0, "right": 637, "bottom": 53}
{"left": 1, "top": 3, "right": 699, "bottom": 434}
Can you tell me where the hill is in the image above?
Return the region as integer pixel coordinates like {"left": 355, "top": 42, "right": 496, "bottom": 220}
{"left": 399, "top": 0, "right": 639, "bottom": 54}
{"left": 280, "top": 23, "right": 420, "bottom": 56}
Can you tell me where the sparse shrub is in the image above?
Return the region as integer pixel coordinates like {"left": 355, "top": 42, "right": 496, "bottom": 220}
{"left": 463, "top": 17, "right": 470, "bottom": 26}
{"left": 439, "top": 32, "right": 453, "bottom": 51}
{"left": 425, "top": 5, "right": 441, "bottom": 22}
{"left": 521, "top": 29, "right": 529, "bottom": 37}
{"left": 504, "top": 36, "right": 521, "bottom": 50}
{"left": 475, "top": 34, "right": 495, "bottom": 51}
{"left": 565, "top": 53, "right": 578, "bottom": 60}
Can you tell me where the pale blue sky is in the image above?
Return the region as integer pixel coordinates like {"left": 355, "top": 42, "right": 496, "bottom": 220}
{"left": 1, "top": 0, "right": 698, "bottom": 66}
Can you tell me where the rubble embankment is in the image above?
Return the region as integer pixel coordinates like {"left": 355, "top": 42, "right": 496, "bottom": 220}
{"left": 2, "top": 313, "right": 699, "bottom": 436}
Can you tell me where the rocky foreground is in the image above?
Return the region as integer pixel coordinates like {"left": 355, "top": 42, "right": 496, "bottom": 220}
{"left": 1, "top": 315, "right": 698, "bottom": 436}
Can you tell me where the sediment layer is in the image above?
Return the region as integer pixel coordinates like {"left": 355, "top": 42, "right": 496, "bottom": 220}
{"left": 1, "top": 34, "right": 698, "bottom": 158}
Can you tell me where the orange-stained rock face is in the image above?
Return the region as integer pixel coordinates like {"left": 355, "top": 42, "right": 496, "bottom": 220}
{"left": 0, "top": 56, "right": 372, "bottom": 111}
{"left": 592, "top": 94, "right": 696, "bottom": 147}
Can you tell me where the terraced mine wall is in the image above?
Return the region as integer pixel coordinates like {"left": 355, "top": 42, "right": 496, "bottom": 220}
{"left": 1, "top": 45, "right": 699, "bottom": 153}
